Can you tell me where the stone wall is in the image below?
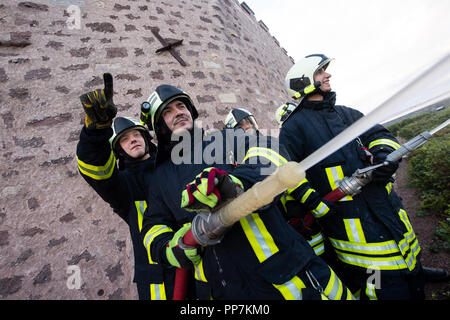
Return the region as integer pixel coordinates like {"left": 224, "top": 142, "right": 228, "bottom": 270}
{"left": 0, "top": 0, "right": 293, "bottom": 299}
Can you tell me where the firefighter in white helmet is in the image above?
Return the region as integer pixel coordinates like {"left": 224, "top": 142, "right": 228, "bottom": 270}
{"left": 279, "top": 54, "right": 426, "bottom": 300}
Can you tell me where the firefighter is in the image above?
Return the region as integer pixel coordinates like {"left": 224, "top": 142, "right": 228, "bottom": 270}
{"left": 140, "top": 85, "right": 354, "bottom": 300}
{"left": 76, "top": 73, "right": 175, "bottom": 300}
{"left": 224, "top": 107, "right": 328, "bottom": 258}
{"left": 279, "top": 54, "right": 425, "bottom": 300}
{"left": 223, "top": 107, "right": 290, "bottom": 166}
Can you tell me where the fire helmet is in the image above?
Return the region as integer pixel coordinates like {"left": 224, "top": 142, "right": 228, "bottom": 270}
{"left": 275, "top": 102, "right": 297, "bottom": 127}
{"left": 285, "top": 54, "right": 333, "bottom": 99}
{"left": 224, "top": 108, "right": 258, "bottom": 130}
{"left": 110, "top": 117, "right": 153, "bottom": 158}
{"left": 142, "top": 84, "right": 198, "bottom": 133}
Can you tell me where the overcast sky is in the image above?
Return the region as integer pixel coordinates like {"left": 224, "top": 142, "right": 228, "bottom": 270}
{"left": 242, "top": 0, "right": 450, "bottom": 118}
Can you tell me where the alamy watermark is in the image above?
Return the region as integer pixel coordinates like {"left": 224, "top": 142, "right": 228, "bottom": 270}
{"left": 169, "top": 124, "right": 282, "bottom": 176}
{"left": 365, "top": 266, "right": 381, "bottom": 299}
{"left": 65, "top": 5, "right": 81, "bottom": 30}
{"left": 366, "top": 266, "right": 381, "bottom": 289}
{"left": 66, "top": 265, "right": 82, "bottom": 289}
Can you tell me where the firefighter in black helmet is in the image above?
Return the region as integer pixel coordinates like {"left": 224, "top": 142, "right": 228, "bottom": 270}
{"left": 143, "top": 84, "right": 198, "bottom": 164}
{"left": 109, "top": 117, "right": 153, "bottom": 168}
{"left": 140, "top": 86, "right": 354, "bottom": 300}
{"left": 76, "top": 74, "right": 175, "bottom": 299}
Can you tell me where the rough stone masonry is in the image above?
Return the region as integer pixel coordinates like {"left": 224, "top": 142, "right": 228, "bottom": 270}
{"left": 0, "top": 0, "right": 294, "bottom": 299}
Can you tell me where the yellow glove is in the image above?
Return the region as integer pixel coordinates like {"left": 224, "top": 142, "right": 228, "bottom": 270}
{"left": 80, "top": 73, "right": 117, "bottom": 129}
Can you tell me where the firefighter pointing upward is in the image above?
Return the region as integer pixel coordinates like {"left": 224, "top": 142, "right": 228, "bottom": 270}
{"left": 279, "top": 54, "right": 425, "bottom": 299}
{"left": 76, "top": 74, "right": 175, "bottom": 299}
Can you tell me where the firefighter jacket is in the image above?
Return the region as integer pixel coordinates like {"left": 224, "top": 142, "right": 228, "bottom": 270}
{"left": 141, "top": 127, "right": 354, "bottom": 300}
{"left": 235, "top": 128, "right": 327, "bottom": 257}
{"left": 279, "top": 92, "right": 421, "bottom": 275}
{"left": 76, "top": 126, "right": 175, "bottom": 300}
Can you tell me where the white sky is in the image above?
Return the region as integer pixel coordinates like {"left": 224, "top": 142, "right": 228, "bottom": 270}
{"left": 242, "top": 0, "right": 450, "bottom": 117}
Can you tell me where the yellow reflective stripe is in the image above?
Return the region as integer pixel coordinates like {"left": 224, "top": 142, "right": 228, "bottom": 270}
{"left": 287, "top": 178, "right": 308, "bottom": 194}
{"left": 335, "top": 251, "right": 408, "bottom": 270}
{"left": 398, "top": 209, "right": 413, "bottom": 231}
{"left": 279, "top": 194, "right": 288, "bottom": 212}
{"left": 325, "top": 166, "right": 352, "bottom": 201}
{"left": 300, "top": 188, "right": 314, "bottom": 203}
{"left": 368, "top": 139, "right": 401, "bottom": 150}
{"left": 344, "top": 218, "right": 366, "bottom": 243}
{"left": 308, "top": 232, "right": 324, "bottom": 246}
{"left": 324, "top": 267, "right": 343, "bottom": 300}
{"left": 140, "top": 111, "right": 149, "bottom": 126}
{"left": 312, "top": 201, "right": 330, "bottom": 218}
{"left": 308, "top": 232, "right": 325, "bottom": 256}
{"left": 195, "top": 259, "right": 207, "bottom": 282}
{"left": 365, "top": 283, "right": 378, "bottom": 300}
{"left": 134, "top": 201, "right": 147, "bottom": 232}
{"left": 150, "top": 283, "right": 166, "bottom": 300}
{"left": 253, "top": 147, "right": 288, "bottom": 164}
{"left": 243, "top": 147, "right": 288, "bottom": 167}
{"left": 77, "top": 151, "right": 116, "bottom": 180}
{"left": 329, "top": 237, "right": 400, "bottom": 255}
{"left": 239, "top": 213, "right": 279, "bottom": 263}
{"left": 325, "top": 167, "right": 338, "bottom": 189}
{"left": 352, "top": 289, "right": 361, "bottom": 300}
{"left": 143, "top": 225, "right": 173, "bottom": 264}
{"left": 243, "top": 152, "right": 282, "bottom": 166}
{"left": 400, "top": 237, "right": 420, "bottom": 271}
{"left": 345, "top": 288, "right": 355, "bottom": 300}
{"left": 283, "top": 193, "right": 295, "bottom": 202}
{"left": 313, "top": 244, "right": 325, "bottom": 256}
{"left": 385, "top": 182, "right": 393, "bottom": 194}
{"left": 273, "top": 276, "right": 305, "bottom": 300}
{"left": 397, "top": 209, "right": 421, "bottom": 271}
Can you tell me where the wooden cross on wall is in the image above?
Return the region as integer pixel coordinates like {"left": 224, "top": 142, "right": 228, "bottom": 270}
{"left": 151, "top": 27, "right": 187, "bottom": 66}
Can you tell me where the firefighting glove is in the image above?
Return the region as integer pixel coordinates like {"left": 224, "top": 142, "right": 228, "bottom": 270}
{"left": 166, "top": 224, "right": 201, "bottom": 269}
{"left": 80, "top": 73, "right": 117, "bottom": 130}
{"left": 181, "top": 167, "right": 244, "bottom": 212}
{"left": 372, "top": 151, "right": 399, "bottom": 184}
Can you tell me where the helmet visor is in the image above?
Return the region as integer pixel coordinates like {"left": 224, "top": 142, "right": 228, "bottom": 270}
{"left": 314, "top": 57, "right": 333, "bottom": 76}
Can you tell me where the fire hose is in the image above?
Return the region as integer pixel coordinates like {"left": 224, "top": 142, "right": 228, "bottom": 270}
{"left": 289, "top": 118, "right": 450, "bottom": 231}
{"left": 172, "top": 53, "right": 450, "bottom": 300}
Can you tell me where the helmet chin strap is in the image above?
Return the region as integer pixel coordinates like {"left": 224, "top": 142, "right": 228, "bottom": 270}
{"left": 306, "top": 87, "right": 332, "bottom": 101}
